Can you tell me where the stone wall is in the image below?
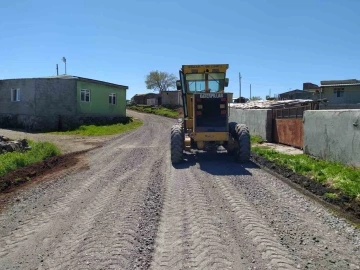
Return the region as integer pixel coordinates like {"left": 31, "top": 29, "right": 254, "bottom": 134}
{"left": 0, "top": 113, "right": 131, "bottom": 132}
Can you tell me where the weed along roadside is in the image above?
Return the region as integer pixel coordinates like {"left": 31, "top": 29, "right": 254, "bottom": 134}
{"left": 48, "top": 118, "right": 143, "bottom": 136}
{"left": 250, "top": 135, "right": 360, "bottom": 223}
{"left": 0, "top": 140, "right": 61, "bottom": 192}
{"left": 127, "top": 104, "right": 181, "bottom": 118}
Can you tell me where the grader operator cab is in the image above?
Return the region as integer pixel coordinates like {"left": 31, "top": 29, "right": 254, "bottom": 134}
{"left": 170, "top": 64, "right": 251, "bottom": 164}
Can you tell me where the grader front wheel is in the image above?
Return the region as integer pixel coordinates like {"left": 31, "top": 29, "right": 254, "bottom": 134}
{"left": 170, "top": 125, "right": 184, "bottom": 164}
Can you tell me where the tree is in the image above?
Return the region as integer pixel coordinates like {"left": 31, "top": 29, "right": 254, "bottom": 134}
{"left": 249, "top": 96, "right": 262, "bottom": 101}
{"left": 145, "top": 70, "right": 177, "bottom": 93}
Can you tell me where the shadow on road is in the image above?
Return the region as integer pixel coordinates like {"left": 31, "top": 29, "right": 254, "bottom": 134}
{"left": 173, "top": 151, "right": 258, "bottom": 176}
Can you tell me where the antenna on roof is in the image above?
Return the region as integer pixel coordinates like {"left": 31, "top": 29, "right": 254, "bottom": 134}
{"left": 62, "top": 57, "right": 67, "bottom": 74}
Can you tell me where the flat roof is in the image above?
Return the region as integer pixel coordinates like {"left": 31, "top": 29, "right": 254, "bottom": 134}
{"left": 321, "top": 83, "right": 360, "bottom": 87}
{"left": 1, "top": 75, "right": 128, "bottom": 90}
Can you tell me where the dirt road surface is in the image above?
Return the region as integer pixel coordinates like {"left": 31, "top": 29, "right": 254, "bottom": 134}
{"left": 0, "top": 110, "right": 359, "bottom": 270}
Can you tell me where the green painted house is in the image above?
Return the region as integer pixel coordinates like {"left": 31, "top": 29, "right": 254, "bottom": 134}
{"left": 75, "top": 76, "right": 128, "bottom": 116}
{"left": 0, "top": 75, "right": 129, "bottom": 131}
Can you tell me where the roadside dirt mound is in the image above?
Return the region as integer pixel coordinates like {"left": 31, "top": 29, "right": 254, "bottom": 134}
{"left": 251, "top": 152, "right": 360, "bottom": 223}
{"left": 0, "top": 150, "right": 89, "bottom": 195}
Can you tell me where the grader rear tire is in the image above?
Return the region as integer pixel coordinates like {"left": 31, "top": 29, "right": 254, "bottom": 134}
{"left": 171, "top": 125, "right": 184, "bottom": 164}
{"left": 234, "top": 123, "right": 250, "bottom": 163}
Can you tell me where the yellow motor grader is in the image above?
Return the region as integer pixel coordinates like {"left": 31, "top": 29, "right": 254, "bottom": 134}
{"left": 171, "top": 64, "right": 251, "bottom": 163}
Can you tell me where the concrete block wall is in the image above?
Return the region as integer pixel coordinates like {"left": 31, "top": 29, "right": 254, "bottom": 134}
{"left": 0, "top": 79, "right": 36, "bottom": 115}
{"left": 303, "top": 110, "right": 360, "bottom": 167}
{"left": 0, "top": 78, "right": 78, "bottom": 131}
{"left": 229, "top": 108, "right": 273, "bottom": 141}
{"left": 34, "top": 78, "right": 77, "bottom": 117}
{"left": 229, "top": 107, "right": 360, "bottom": 167}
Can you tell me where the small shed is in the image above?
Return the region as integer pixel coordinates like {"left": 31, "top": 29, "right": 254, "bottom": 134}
{"left": 131, "top": 93, "right": 159, "bottom": 105}
{"left": 161, "top": 90, "right": 182, "bottom": 106}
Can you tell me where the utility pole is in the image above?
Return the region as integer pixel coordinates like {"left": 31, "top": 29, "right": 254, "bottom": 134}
{"left": 56, "top": 64, "right": 59, "bottom": 76}
{"left": 239, "top": 72, "right": 242, "bottom": 101}
{"left": 250, "top": 84, "right": 252, "bottom": 100}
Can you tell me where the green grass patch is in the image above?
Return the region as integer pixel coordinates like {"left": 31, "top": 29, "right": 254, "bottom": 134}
{"left": 324, "top": 192, "right": 339, "bottom": 200}
{"left": 128, "top": 105, "right": 180, "bottom": 118}
{"left": 49, "top": 119, "right": 143, "bottom": 136}
{"left": 0, "top": 141, "right": 61, "bottom": 176}
{"left": 250, "top": 135, "right": 265, "bottom": 145}
{"left": 251, "top": 145, "right": 360, "bottom": 198}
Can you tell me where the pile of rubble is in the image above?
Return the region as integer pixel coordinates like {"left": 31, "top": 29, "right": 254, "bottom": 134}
{"left": 0, "top": 135, "right": 31, "bottom": 154}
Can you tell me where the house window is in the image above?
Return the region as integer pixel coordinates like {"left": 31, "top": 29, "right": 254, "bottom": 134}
{"left": 333, "top": 87, "right": 344, "bottom": 97}
{"left": 109, "top": 93, "right": 116, "bottom": 105}
{"left": 11, "top": 88, "right": 20, "bottom": 102}
{"left": 81, "top": 89, "right": 90, "bottom": 102}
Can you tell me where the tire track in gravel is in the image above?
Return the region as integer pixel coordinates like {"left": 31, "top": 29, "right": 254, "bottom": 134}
{"left": 183, "top": 175, "right": 236, "bottom": 270}
{"left": 0, "top": 111, "right": 174, "bottom": 269}
{"left": 0, "top": 147, "right": 148, "bottom": 260}
{"left": 151, "top": 163, "right": 247, "bottom": 270}
{"left": 0, "top": 116, "right": 162, "bottom": 259}
{"left": 41, "top": 166, "right": 140, "bottom": 270}
{"left": 192, "top": 156, "right": 360, "bottom": 269}
{"left": 178, "top": 158, "right": 299, "bottom": 270}
{"left": 227, "top": 167, "right": 360, "bottom": 269}
{"left": 210, "top": 174, "right": 298, "bottom": 269}
{"left": 42, "top": 151, "right": 167, "bottom": 270}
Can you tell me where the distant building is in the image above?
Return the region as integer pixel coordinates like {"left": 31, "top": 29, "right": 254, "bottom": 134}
{"left": 0, "top": 75, "right": 128, "bottom": 131}
{"left": 131, "top": 93, "right": 160, "bottom": 105}
{"left": 161, "top": 90, "right": 182, "bottom": 106}
{"left": 278, "top": 89, "right": 313, "bottom": 100}
{"left": 233, "top": 97, "right": 248, "bottom": 103}
{"left": 319, "top": 79, "right": 360, "bottom": 104}
{"left": 303, "top": 82, "right": 319, "bottom": 90}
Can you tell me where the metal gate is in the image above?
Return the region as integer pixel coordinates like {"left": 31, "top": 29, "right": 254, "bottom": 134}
{"left": 272, "top": 103, "right": 315, "bottom": 149}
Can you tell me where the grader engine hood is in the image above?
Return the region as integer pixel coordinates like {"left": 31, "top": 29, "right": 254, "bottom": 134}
{"left": 194, "top": 93, "right": 230, "bottom": 132}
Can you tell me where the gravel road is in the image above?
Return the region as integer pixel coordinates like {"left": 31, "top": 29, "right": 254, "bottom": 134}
{"left": 0, "top": 110, "right": 359, "bottom": 270}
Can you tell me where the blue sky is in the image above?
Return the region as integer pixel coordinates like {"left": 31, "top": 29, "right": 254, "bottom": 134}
{"left": 1, "top": 0, "right": 359, "bottom": 99}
